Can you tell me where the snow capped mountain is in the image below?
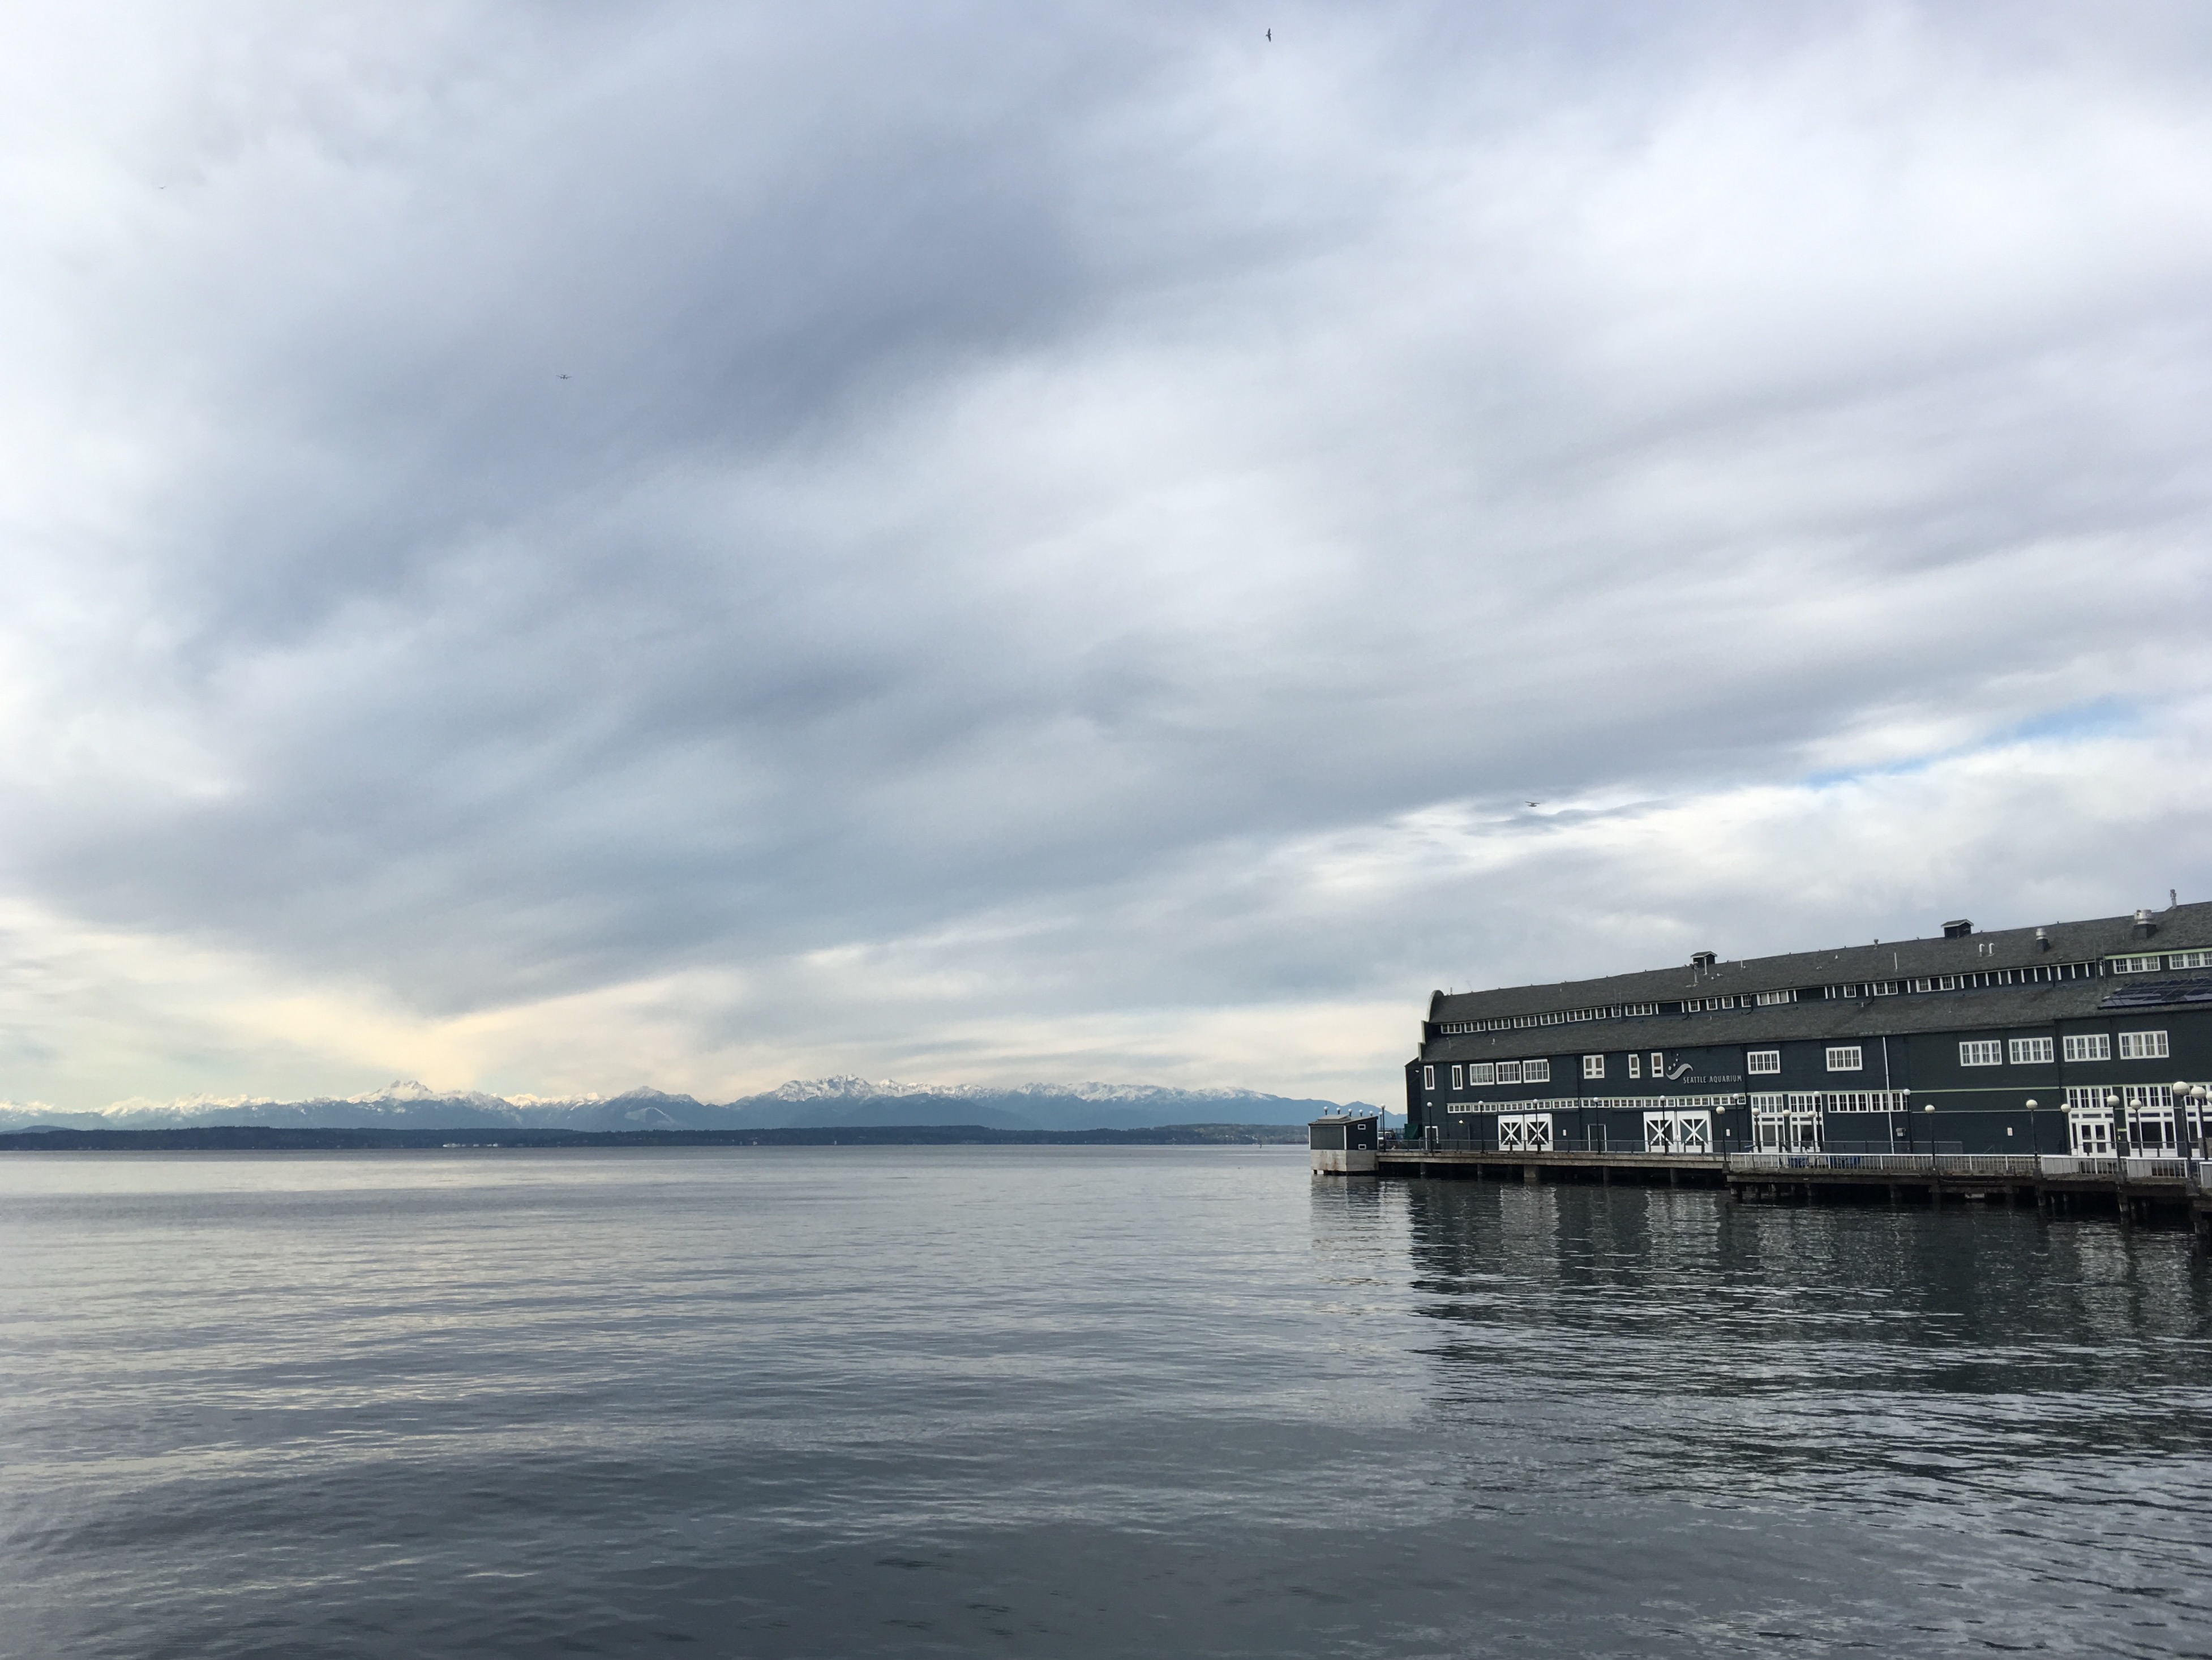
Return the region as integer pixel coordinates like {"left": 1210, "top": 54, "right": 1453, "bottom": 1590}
{"left": 0, "top": 1077, "right": 1384, "bottom": 1133}
{"left": 346, "top": 1079, "right": 514, "bottom": 1109}
{"left": 760, "top": 1076, "right": 1293, "bottom": 1105}
{"left": 96, "top": 1093, "right": 281, "bottom": 1119}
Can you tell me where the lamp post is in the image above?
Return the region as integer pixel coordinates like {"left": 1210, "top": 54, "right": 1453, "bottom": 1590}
{"left": 2106, "top": 1090, "right": 2129, "bottom": 1226}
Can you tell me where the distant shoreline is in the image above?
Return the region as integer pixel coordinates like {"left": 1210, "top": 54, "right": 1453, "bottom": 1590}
{"left": 0, "top": 1123, "right": 1309, "bottom": 1152}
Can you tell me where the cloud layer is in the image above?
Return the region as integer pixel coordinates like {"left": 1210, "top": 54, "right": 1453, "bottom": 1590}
{"left": 2, "top": 2, "right": 2209, "bottom": 1109}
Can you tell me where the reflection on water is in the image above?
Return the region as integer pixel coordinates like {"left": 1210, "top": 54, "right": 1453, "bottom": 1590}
{"left": 1343, "top": 1176, "right": 2212, "bottom": 1651}
{"left": 0, "top": 1149, "right": 2205, "bottom": 1657}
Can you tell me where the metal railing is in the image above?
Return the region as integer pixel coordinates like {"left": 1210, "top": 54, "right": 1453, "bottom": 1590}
{"left": 1729, "top": 1152, "right": 1934, "bottom": 1174}
{"left": 1730, "top": 1152, "right": 2194, "bottom": 1183}
{"left": 1395, "top": 1143, "right": 2212, "bottom": 1185}
{"left": 2037, "top": 1157, "right": 2115, "bottom": 1179}
{"left": 1936, "top": 1154, "right": 2040, "bottom": 1178}
{"left": 2123, "top": 1157, "right": 2186, "bottom": 1180}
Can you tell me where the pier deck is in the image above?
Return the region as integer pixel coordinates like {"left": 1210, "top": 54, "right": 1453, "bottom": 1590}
{"left": 1725, "top": 1151, "right": 2201, "bottom": 1223}
{"left": 1371, "top": 1146, "right": 2212, "bottom": 1227}
{"left": 1375, "top": 1148, "right": 1724, "bottom": 1186}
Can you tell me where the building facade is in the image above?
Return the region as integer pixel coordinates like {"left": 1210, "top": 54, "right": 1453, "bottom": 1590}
{"left": 1405, "top": 905, "right": 2212, "bottom": 1160}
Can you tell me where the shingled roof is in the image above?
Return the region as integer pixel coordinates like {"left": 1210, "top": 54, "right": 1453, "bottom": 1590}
{"left": 1418, "top": 902, "right": 2212, "bottom": 1065}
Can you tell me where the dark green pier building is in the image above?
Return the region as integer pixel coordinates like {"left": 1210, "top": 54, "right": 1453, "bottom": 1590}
{"left": 1406, "top": 902, "right": 2212, "bottom": 1162}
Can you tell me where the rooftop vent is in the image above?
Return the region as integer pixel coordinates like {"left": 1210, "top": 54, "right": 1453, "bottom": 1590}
{"left": 1943, "top": 919, "right": 1973, "bottom": 938}
{"left": 2035, "top": 927, "right": 2050, "bottom": 951}
{"left": 2133, "top": 909, "right": 2158, "bottom": 939}
{"left": 1690, "top": 950, "right": 1717, "bottom": 970}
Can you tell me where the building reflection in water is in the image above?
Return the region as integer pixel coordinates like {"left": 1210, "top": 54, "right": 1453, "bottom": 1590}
{"left": 1313, "top": 1173, "right": 2212, "bottom": 1507}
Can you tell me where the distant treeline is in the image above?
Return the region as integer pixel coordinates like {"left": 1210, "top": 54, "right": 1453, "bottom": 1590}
{"left": 0, "top": 1123, "right": 1306, "bottom": 1152}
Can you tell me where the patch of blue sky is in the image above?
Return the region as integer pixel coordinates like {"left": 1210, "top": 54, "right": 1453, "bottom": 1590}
{"left": 1802, "top": 699, "right": 2140, "bottom": 792}
{"left": 1991, "top": 698, "right": 2140, "bottom": 747}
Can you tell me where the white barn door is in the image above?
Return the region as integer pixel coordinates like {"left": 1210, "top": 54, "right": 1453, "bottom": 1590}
{"left": 1497, "top": 1113, "right": 1553, "bottom": 1152}
{"left": 1643, "top": 1111, "right": 1712, "bottom": 1154}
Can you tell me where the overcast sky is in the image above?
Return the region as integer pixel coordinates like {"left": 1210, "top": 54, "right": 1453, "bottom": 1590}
{"left": 1, "top": 2, "right": 2209, "bottom": 1109}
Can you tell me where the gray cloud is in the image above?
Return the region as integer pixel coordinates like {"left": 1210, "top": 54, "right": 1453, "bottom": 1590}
{"left": 1, "top": 2, "right": 2210, "bottom": 1106}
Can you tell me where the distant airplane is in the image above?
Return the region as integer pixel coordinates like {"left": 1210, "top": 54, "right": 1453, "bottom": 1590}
{"left": 558, "top": 374, "right": 569, "bottom": 379}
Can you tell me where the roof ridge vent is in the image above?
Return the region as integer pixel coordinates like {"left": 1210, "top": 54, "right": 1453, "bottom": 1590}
{"left": 1943, "top": 919, "right": 1973, "bottom": 938}
{"left": 2133, "top": 909, "right": 2158, "bottom": 939}
{"left": 1690, "top": 950, "right": 1717, "bottom": 970}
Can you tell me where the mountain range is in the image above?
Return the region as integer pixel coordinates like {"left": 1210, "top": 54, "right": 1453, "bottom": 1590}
{"left": 0, "top": 1076, "right": 1388, "bottom": 1135}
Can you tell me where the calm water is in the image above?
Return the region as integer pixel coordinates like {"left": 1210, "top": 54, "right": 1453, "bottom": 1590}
{"left": 1, "top": 1147, "right": 2207, "bottom": 1657}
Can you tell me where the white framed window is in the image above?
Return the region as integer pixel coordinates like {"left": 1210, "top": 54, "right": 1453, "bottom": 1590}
{"left": 2062, "top": 1034, "right": 2110, "bottom": 1063}
{"left": 1870, "top": 981, "right": 1897, "bottom": 996}
{"left": 2168, "top": 950, "right": 2212, "bottom": 970}
{"left": 1649, "top": 1051, "right": 1664, "bottom": 1076}
{"left": 2008, "top": 1037, "right": 2054, "bottom": 1065}
{"left": 1468, "top": 1063, "right": 1494, "bottom": 1085}
{"left": 1451, "top": 1064, "right": 1464, "bottom": 1089}
{"left": 1583, "top": 1054, "right": 1605, "bottom": 1080}
{"left": 1524, "top": 1059, "right": 1551, "bottom": 1083}
{"left": 2119, "top": 1030, "right": 2170, "bottom": 1060}
{"left": 1825, "top": 1046, "right": 1864, "bottom": 1072}
{"left": 1824, "top": 1090, "right": 1906, "bottom": 1113}
{"left": 2111, "top": 955, "right": 2159, "bottom": 973}
{"left": 1746, "top": 1050, "right": 1780, "bottom": 1075}
{"left": 1959, "top": 1041, "right": 2003, "bottom": 1067}
{"left": 1495, "top": 1060, "right": 1522, "bottom": 1084}
{"left": 1938, "top": 974, "right": 1960, "bottom": 990}
{"left": 1755, "top": 989, "right": 1795, "bottom": 1007}
{"left": 1424, "top": 1065, "right": 1435, "bottom": 1089}
{"left": 2065, "top": 1085, "right": 2112, "bottom": 1112}
{"left": 1910, "top": 977, "right": 1933, "bottom": 993}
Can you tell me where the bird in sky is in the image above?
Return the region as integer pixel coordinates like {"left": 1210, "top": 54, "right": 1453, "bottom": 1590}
{"left": 1266, "top": 28, "right": 1272, "bottom": 41}
{"left": 558, "top": 373, "right": 569, "bottom": 379}
{"left": 1527, "top": 801, "right": 1541, "bottom": 807}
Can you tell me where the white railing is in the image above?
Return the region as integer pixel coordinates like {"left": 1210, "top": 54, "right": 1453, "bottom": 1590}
{"left": 2122, "top": 1157, "right": 2186, "bottom": 1180}
{"left": 1728, "top": 1153, "right": 2192, "bottom": 1183}
{"left": 1936, "top": 1154, "right": 2040, "bottom": 1178}
{"left": 1729, "top": 1152, "right": 1934, "bottom": 1174}
{"left": 2037, "top": 1157, "right": 2114, "bottom": 1178}
{"left": 2037, "top": 1156, "right": 2188, "bottom": 1181}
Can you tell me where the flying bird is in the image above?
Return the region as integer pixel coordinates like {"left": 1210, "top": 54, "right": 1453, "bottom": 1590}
{"left": 558, "top": 373, "right": 569, "bottom": 379}
{"left": 1527, "top": 801, "right": 1541, "bottom": 807}
{"left": 1266, "top": 27, "right": 1272, "bottom": 40}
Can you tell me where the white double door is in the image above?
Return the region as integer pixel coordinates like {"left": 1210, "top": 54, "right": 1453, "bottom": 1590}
{"left": 1496, "top": 1113, "right": 1553, "bottom": 1153}
{"left": 1752, "top": 1111, "right": 1821, "bottom": 1152}
{"left": 2068, "top": 1110, "right": 2114, "bottom": 1157}
{"left": 1644, "top": 1111, "right": 1712, "bottom": 1153}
